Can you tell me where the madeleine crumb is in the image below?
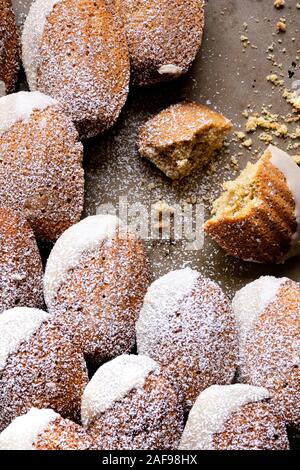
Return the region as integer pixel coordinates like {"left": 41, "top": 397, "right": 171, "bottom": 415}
{"left": 274, "top": 0, "right": 285, "bottom": 8}
{"left": 276, "top": 20, "right": 286, "bottom": 32}
{"left": 267, "top": 74, "right": 284, "bottom": 86}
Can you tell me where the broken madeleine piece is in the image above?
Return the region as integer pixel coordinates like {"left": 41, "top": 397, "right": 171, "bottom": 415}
{"left": 204, "top": 145, "right": 300, "bottom": 263}
{"left": 138, "top": 102, "right": 232, "bottom": 180}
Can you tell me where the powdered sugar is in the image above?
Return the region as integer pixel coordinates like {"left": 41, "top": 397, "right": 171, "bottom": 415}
{"left": 136, "top": 268, "right": 199, "bottom": 353}
{"left": 81, "top": 354, "right": 158, "bottom": 427}
{"left": 0, "top": 307, "right": 49, "bottom": 373}
{"left": 180, "top": 384, "right": 270, "bottom": 450}
{"left": 44, "top": 215, "right": 122, "bottom": 307}
{"left": 0, "top": 407, "right": 58, "bottom": 450}
{"left": 233, "top": 276, "right": 287, "bottom": 353}
{"left": 0, "top": 81, "right": 5, "bottom": 97}
{"left": 0, "top": 91, "right": 57, "bottom": 137}
{"left": 22, "top": 0, "right": 61, "bottom": 90}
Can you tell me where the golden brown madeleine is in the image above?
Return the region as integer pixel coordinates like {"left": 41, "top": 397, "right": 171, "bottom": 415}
{"left": 180, "top": 385, "right": 289, "bottom": 450}
{"left": 0, "top": 207, "right": 43, "bottom": 313}
{"left": 0, "top": 308, "right": 88, "bottom": 432}
{"left": 81, "top": 355, "right": 184, "bottom": 450}
{"left": 0, "top": 91, "right": 84, "bottom": 242}
{"left": 0, "top": 408, "right": 95, "bottom": 450}
{"left": 204, "top": 145, "right": 300, "bottom": 263}
{"left": 233, "top": 276, "right": 300, "bottom": 430}
{"left": 114, "top": 0, "right": 205, "bottom": 86}
{"left": 138, "top": 102, "right": 232, "bottom": 180}
{"left": 44, "top": 215, "right": 151, "bottom": 364}
{"left": 0, "top": 0, "right": 19, "bottom": 96}
{"left": 136, "top": 268, "right": 238, "bottom": 411}
{"left": 22, "top": 0, "right": 130, "bottom": 139}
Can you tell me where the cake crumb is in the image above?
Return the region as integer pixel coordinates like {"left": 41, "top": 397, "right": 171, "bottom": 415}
{"left": 235, "top": 131, "right": 246, "bottom": 140}
{"left": 274, "top": 0, "right": 285, "bottom": 8}
{"left": 153, "top": 201, "right": 175, "bottom": 216}
{"left": 231, "top": 156, "right": 238, "bottom": 166}
{"left": 259, "top": 132, "right": 273, "bottom": 144}
{"left": 267, "top": 74, "right": 284, "bottom": 86}
{"left": 186, "top": 196, "right": 197, "bottom": 205}
{"left": 152, "top": 201, "right": 175, "bottom": 230}
{"left": 276, "top": 20, "right": 286, "bottom": 32}
{"left": 242, "top": 139, "right": 253, "bottom": 148}
{"left": 240, "top": 35, "right": 250, "bottom": 47}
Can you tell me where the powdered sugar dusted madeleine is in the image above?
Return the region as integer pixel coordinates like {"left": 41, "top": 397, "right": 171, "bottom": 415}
{"left": 233, "top": 276, "right": 300, "bottom": 430}
{"left": 81, "top": 355, "right": 183, "bottom": 450}
{"left": 0, "top": 91, "right": 84, "bottom": 242}
{"left": 22, "top": 0, "right": 130, "bottom": 139}
{"left": 136, "top": 268, "right": 238, "bottom": 410}
{"left": 0, "top": 207, "right": 43, "bottom": 313}
{"left": 138, "top": 102, "right": 232, "bottom": 180}
{"left": 205, "top": 145, "right": 300, "bottom": 263}
{"left": 0, "top": 0, "right": 20, "bottom": 96}
{"left": 180, "top": 385, "right": 289, "bottom": 450}
{"left": 114, "top": 0, "right": 205, "bottom": 86}
{"left": 44, "top": 215, "right": 151, "bottom": 364}
{"left": 0, "top": 307, "right": 88, "bottom": 432}
{"left": 0, "top": 408, "right": 95, "bottom": 450}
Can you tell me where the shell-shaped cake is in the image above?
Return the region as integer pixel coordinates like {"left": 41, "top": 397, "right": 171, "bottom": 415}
{"left": 0, "top": 91, "right": 84, "bottom": 242}
{"left": 81, "top": 354, "right": 184, "bottom": 450}
{"left": 233, "top": 276, "right": 300, "bottom": 429}
{"left": 44, "top": 215, "right": 151, "bottom": 364}
{"left": 205, "top": 145, "right": 300, "bottom": 263}
{"left": 180, "top": 385, "right": 289, "bottom": 450}
{"left": 0, "top": 408, "right": 95, "bottom": 450}
{"left": 0, "top": 307, "right": 88, "bottom": 432}
{"left": 138, "top": 102, "right": 232, "bottom": 180}
{"left": 22, "top": 0, "right": 130, "bottom": 138}
{"left": 0, "top": 0, "right": 19, "bottom": 96}
{"left": 0, "top": 207, "right": 43, "bottom": 313}
{"left": 114, "top": 0, "right": 205, "bottom": 86}
{"left": 136, "top": 268, "right": 238, "bottom": 410}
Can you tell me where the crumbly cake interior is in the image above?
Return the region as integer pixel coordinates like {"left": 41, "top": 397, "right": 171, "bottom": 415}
{"left": 148, "top": 126, "right": 229, "bottom": 180}
{"left": 211, "top": 161, "right": 261, "bottom": 219}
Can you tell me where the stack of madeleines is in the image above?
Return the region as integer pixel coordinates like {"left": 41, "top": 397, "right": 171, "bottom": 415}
{"left": 0, "top": 0, "right": 299, "bottom": 451}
